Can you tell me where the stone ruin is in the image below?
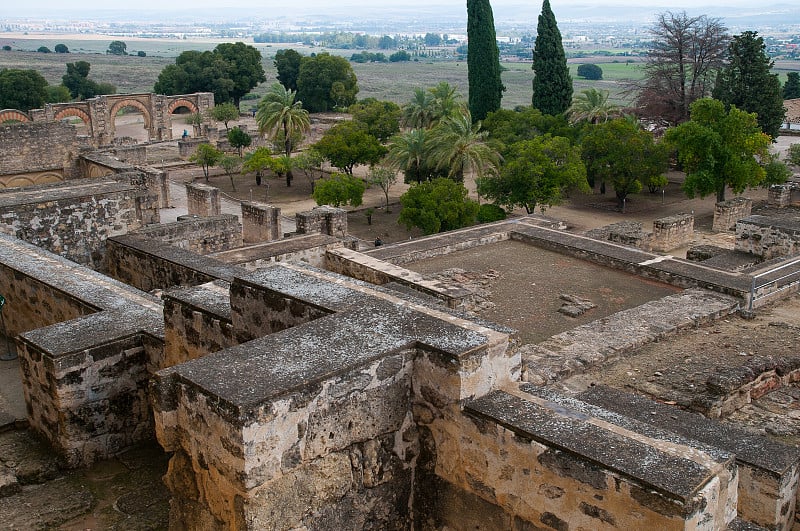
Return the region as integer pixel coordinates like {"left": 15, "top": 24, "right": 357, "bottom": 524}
{"left": 585, "top": 213, "right": 694, "bottom": 252}
{"left": 2, "top": 121, "right": 800, "bottom": 529}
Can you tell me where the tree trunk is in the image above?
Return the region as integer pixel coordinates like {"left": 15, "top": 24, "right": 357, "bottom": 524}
{"left": 286, "top": 169, "right": 293, "bottom": 187}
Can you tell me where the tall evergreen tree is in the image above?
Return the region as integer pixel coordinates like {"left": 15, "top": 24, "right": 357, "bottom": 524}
{"left": 531, "top": 0, "right": 572, "bottom": 115}
{"left": 713, "top": 31, "right": 785, "bottom": 139}
{"left": 467, "top": 0, "right": 504, "bottom": 122}
{"left": 784, "top": 72, "right": 800, "bottom": 100}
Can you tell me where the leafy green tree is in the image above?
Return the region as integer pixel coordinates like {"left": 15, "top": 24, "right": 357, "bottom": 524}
{"left": 297, "top": 52, "right": 359, "bottom": 112}
{"left": 636, "top": 12, "right": 728, "bottom": 125}
{"left": 378, "top": 36, "right": 395, "bottom": 49}
{"left": 399, "top": 178, "right": 479, "bottom": 234}
{"left": 137, "top": 51, "right": 146, "bottom": 57}
{"left": 242, "top": 147, "right": 273, "bottom": 186}
{"left": 220, "top": 155, "right": 242, "bottom": 191}
{"left": 107, "top": 41, "right": 127, "bottom": 55}
{"left": 429, "top": 82, "right": 468, "bottom": 124}
{"left": 713, "top": 31, "right": 785, "bottom": 139}
{"left": 424, "top": 33, "right": 443, "bottom": 46}
{"left": 154, "top": 43, "right": 265, "bottom": 107}
{"left": 2, "top": 46, "right": 11, "bottom": 51}
{"left": 665, "top": 98, "right": 772, "bottom": 202}
{"left": 293, "top": 148, "right": 325, "bottom": 192}
{"left": 214, "top": 42, "right": 267, "bottom": 107}
{"left": 477, "top": 134, "right": 587, "bottom": 213}
{"left": 186, "top": 112, "right": 204, "bottom": 136}
{"left": 189, "top": 143, "right": 223, "bottom": 182}
{"left": 37, "top": 46, "right": 51, "bottom": 53}
{"left": 389, "top": 50, "right": 411, "bottom": 62}
{"left": 369, "top": 165, "right": 398, "bottom": 212}
{"left": 386, "top": 128, "right": 438, "bottom": 184}
{"left": 788, "top": 144, "right": 800, "bottom": 166}
{"left": 227, "top": 126, "right": 252, "bottom": 157}
{"left": 45, "top": 84, "right": 71, "bottom": 103}
{"left": 582, "top": 119, "right": 668, "bottom": 209}
{"left": 54, "top": 44, "right": 69, "bottom": 53}
{"left": 256, "top": 82, "right": 311, "bottom": 186}
{"left": 577, "top": 64, "right": 602, "bottom": 80}
{"left": 532, "top": 0, "right": 572, "bottom": 115}
{"left": 467, "top": 0, "right": 504, "bottom": 122}
{"left": 313, "top": 173, "right": 366, "bottom": 207}
{"left": 567, "top": 89, "right": 621, "bottom": 125}
{"left": 350, "top": 99, "right": 401, "bottom": 142}
{"left": 428, "top": 111, "right": 500, "bottom": 182}
{"left": 209, "top": 102, "right": 239, "bottom": 131}
{"left": 477, "top": 203, "right": 507, "bottom": 223}
{"left": 401, "top": 88, "right": 436, "bottom": 129}
{"left": 0, "top": 69, "right": 48, "bottom": 111}
{"left": 314, "top": 121, "right": 387, "bottom": 174}
{"left": 483, "top": 106, "right": 579, "bottom": 150}
{"left": 63, "top": 61, "right": 115, "bottom": 100}
{"left": 274, "top": 49, "right": 302, "bottom": 92}
{"left": 785, "top": 72, "right": 800, "bottom": 100}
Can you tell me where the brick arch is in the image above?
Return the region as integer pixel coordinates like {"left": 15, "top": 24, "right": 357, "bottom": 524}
{"left": 109, "top": 98, "right": 152, "bottom": 130}
{"left": 168, "top": 98, "right": 199, "bottom": 115}
{"left": 53, "top": 107, "right": 91, "bottom": 127}
{"left": 0, "top": 109, "right": 32, "bottom": 123}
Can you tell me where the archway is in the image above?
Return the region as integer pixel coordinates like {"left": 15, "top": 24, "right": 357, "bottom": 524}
{"left": 168, "top": 98, "right": 200, "bottom": 140}
{"left": 109, "top": 99, "right": 152, "bottom": 143}
{"left": 0, "top": 110, "right": 31, "bottom": 124}
{"left": 54, "top": 107, "right": 91, "bottom": 136}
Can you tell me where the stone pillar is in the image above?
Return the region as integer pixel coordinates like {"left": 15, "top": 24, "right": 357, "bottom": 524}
{"left": 241, "top": 201, "right": 281, "bottom": 243}
{"left": 712, "top": 197, "right": 752, "bottom": 232}
{"left": 651, "top": 213, "right": 694, "bottom": 252}
{"left": 768, "top": 185, "right": 792, "bottom": 208}
{"left": 296, "top": 206, "right": 348, "bottom": 237}
{"left": 186, "top": 182, "right": 221, "bottom": 217}
{"left": 178, "top": 138, "right": 206, "bottom": 159}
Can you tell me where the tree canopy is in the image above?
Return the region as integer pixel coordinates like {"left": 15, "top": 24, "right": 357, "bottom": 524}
{"left": 154, "top": 43, "right": 266, "bottom": 107}
{"left": 532, "top": 0, "right": 572, "bottom": 115}
{"left": 467, "top": 0, "right": 504, "bottom": 122}
{"left": 190, "top": 143, "right": 223, "bottom": 181}
{"left": 477, "top": 134, "right": 587, "bottom": 213}
{"left": 107, "top": 41, "right": 127, "bottom": 55}
{"left": 0, "top": 69, "right": 48, "bottom": 112}
{"left": 274, "top": 49, "right": 302, "bottom": 92}
{"left": 567, "top": 89, "right": 621, "bottom": 125}
{"left": 582, "top": 119, "right": 669, "bottom": 208}
{"left": 62, "top": 61, "right": 116, "bottom": 100}
{"left": 209, "top": 102, "right": 240, "bottom": 131}
{"left": 296, "top": 52, "right": 359, "bottom": 112}
{"left": 350, "top": 99, "right": 401, "bottom": 142}
{"left": 227, "top": 127, "right": 252, "bottom": 157}
{"left": 576, "top": 64, "right": 602, "bottom": 80}
{"left": 399, "top": 178, "right": 479, "bottom": 234}
{"left": 785, "top": 73, "right": 800, "bottom": 100}
{"left": 636, "top": 12, "right": 728, "bottom": 125}
{"left": 427, "top": 111, "right": 500, "bottom": 182}
{"left": 665, "top": 98, "right": 773, "bottom": 202}
{"left": 713, "top": 31, "right": 785, "bottom": 139}
{"left": 54, "top": 44, "right": 69, "bottom": 54}
{"left": 256, "top": 82, "right": 310, "bottom": 186}
{"left": 312, "top": 173, "right": 366, "bottom": 208}
{"left": 314, "top": 120, "right": 387, "bottom": 174}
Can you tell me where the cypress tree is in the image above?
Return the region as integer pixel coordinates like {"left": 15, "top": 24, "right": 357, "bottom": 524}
{"left": 467, "top": 0, "right": 504, "bottom": 122}
{"left": 532, "top": 0, "right": 572, "bottom": 115}
{"left": 713, "top": 31, "right": 785, "bottom": 139}
{"left": 785, "top": 72, "right": 800, "bottom": 100}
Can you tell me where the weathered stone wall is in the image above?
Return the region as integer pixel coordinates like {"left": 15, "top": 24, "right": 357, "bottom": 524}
{"left": 161, "top": 281, "right": 237, "bottom": 369}
{"left": 104, "top": 145, "right": 147, "bottom": 165}
{"left": 768, "top": 185, "right": 793, "bottom": 208}
{"left": 585, "top": 221, "right": 652, "bottom": 250}
{"left": 186, "top": 182, "right": 221, "bottom": 217}
{"left": 241, "top": 201, "right": 281, "bottom": 243}
{"left": 104, "top": 234, "right": 240, "bottom": 293}
{"left": 178, "top": 138, "right": 207, "bottom": 159}
{"left": 736, "top": 215, "right": 800, "bottom": 260}
{"left": 210, "top": 234, "right": 342, "bottom": 270}
{"left": 0, "top": 121, "right": 82, "bottom": 183}
{"left": 651, "top": 213, "right": 694, "bottom": 252}
{"left": 131, "top": 214, "right": 242, "bottom": 254}
{"left": 714, "top": 197, "right": 753, "bottom": 232}
{"left": 296, "top": 206, "right": 348, "bottom": 236}
{"left": 0, "top": 178, "right": 144, "bottom": 268}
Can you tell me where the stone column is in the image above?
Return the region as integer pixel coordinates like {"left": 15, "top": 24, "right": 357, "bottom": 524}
{"left": 768, "top": 185, "right": 792, "bottom": 208}
{"left": 241, "top": 201, "right": 281, "bottom": 243}
{"left": 186, "top": 182, "right": 221, "bottom": 217}
{"left": 296, "top": 206, "right": 348, "bottom": 236}
{"left": 651, "top": 213, "right": 694, "bottom": 252}
{"left": 712, "top": 197, "right": 752, "bottom": 232}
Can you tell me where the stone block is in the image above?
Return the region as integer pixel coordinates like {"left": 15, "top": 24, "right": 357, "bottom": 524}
{"left": 296, "top": 205, "right": 348, "bottom": 236}
{"left": 714, "top": 197, "right": 752, "bottom": 232}
{"left": 185, "top": 182, "right": 221, "bottom": 217}
{"left": 241, "top": 201, "right": 281, "bottom": 243}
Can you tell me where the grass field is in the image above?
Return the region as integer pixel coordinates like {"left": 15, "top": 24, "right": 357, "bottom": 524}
{"left": 1, "top": 34, "right": 797, "bottom": 112}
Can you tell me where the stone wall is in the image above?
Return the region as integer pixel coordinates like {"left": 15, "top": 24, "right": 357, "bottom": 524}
{"left": 714, "top": 197, "right": 753, "bottom": 232}
{"left": 131, "top": 214, "right": 242, "bottom": 254}
{"left": 210, "top": 234, "right": 342, "bottom": 270}
{"left": 768, "top": 185, "right": 793, "bottom": 208}
{"left": 0, "top": 178, "right": 144, "bottom": 268}
{"left": 585, "top": 221, "right": 652, "bottom": 250}
{"left": 651, "top": 213, "right": 694, "bottom": 252}
{"left": 186, "top": 182, "right": 221, "bottom": 217}
{"left": 296, "top": 206, "right": 348, "bottom": 237}
{"left": 241, "top": 201, "right": 281, "bottom": 243}
{"left": 178, "top": 138, "right": 207, "bottom": 159}
{"left": 0, "top": 121, "right": 82, "bottom": 183}
{"left": 736, "top": 215, "right": 800, "bottom": 260}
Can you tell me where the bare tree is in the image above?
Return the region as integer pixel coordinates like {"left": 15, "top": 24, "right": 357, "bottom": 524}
{"left": 634, "top": 11, "right": 728, "bottom": 125}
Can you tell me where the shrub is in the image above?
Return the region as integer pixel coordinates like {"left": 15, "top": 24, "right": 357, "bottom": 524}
{"left": 37, "top": 46, "right": 51, "bottom": 53}
{"left": 137, "top": 51, "right": 146, "bottom": 57}
{"left": 787, "top": 144, "right": 800, "bottom": 166}
{"left": 476, "top": 203, "right": 507, "bottom": 223}
{"left": 577, "top": 63, "right": 603, "bottom": 80}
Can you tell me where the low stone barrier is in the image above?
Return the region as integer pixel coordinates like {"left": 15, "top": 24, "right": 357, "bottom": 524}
{"left": 186, "top": 181, "right": 221, "bottom": 217}
{"left": 714, "top": 197, "right": 753, "bottom": 232}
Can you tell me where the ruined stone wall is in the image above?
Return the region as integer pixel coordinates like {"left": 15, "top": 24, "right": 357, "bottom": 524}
{"left": 241, "top": 202, "right": 281, "bottom": 243}
{"left": 154, "top": 350, "right": 418, "bottom": 529}
{"left": 585, "top": 221, "right": 652, "bottom": 250}
{"left": 651, "top": 213, "right": 694, "bottom": 252}
{"left": 768, "top": 185, "right": 793, "bottom": 208}
{"left": 0, "top": 179, "right": 143, "bottom": 268}
{"left": 131, "top": 215, "right": 242, "bottom": 254}
{"left": 296, "top": 206, "right": 348, "bottom": 237}
{"left": 736, "top": 215, "right": 800, "bottom": 260}
{"left": 210, "top": 235, "right": 343, "bottom": 271}
{"left": 105, "top": 235, "right": 239, "bottom": 293}
{"left": 713, "top": 197, "right": 753, "bottom": 232}
{"left": 161, "top": 281, "right": 237, "bottom": 369}
{"left": 186, "top": 182, "right": 221, "bottom": 217}
{"left": 0, "top": 121, "right": 82, "bottom": 181}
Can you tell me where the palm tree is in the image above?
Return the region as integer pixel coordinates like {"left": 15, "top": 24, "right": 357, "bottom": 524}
{"left": 256, "top": 82, "right": 311, "bottom": 186}
{"left": 401, "top": 88, "right": 435, "bottom": 129}
{"left": 567, "top": 88, "right": 621, "bottom": 125}
{"left": 427, "top": 111, "right": 500, "bottom": 182}
{"left": 386, "top": 128, "right": 433, "bottom": 184}
{"left": 428, "top": 81, "right": 468, "bottom": 124}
